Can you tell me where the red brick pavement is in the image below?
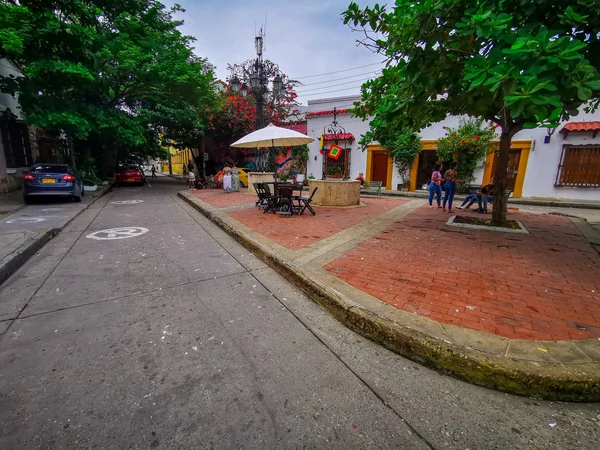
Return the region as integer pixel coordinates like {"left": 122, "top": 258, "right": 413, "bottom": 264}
{"left": 228, "top": 198, "right": 407, "bottom": 250}
{"left": 324, "top": 207, "right": 600, "bottom": 341}
{"left": 189, "top": 189, "right": 255, "bottom": 209}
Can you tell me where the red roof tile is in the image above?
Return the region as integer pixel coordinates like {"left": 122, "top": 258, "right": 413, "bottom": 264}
{"left": 560, "top": 121, "right": 600, "bottom": 133}
{"left": 281, "top": 123, "right": 308, "bottom": 134}
{"left": 324, "top": 133, "right": 355, "bottom": 141}
{"left": 306, "top": 109, "right": 350, "bottom": 118}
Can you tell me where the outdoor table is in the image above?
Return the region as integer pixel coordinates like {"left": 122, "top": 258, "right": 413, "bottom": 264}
{"left": 269, "top": 182, "right": 305, "bottom": 215}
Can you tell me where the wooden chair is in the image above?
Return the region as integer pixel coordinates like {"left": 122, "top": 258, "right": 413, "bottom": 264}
{"left": 297, "top": 187, "right": 318, "bottom": 216}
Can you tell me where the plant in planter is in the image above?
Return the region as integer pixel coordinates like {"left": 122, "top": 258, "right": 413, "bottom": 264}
{"left": 278, "top": 168, "right": 291, "bottom": 182}
{"left": 291, "top": 144, "right": 309, "bottom": 183}
{"left": 327, "top": 166, "right": 344, "bottom": 178}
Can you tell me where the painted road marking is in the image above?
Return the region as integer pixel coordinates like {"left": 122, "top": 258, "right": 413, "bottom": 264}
{"left": 111, "top": 200, "right": 144, "bottom": 205}
{"left": 86, "top": 227, "right": 149, "bottom": 240}
{"left": 5, "top": 217, "right": 46, "bottom": 224}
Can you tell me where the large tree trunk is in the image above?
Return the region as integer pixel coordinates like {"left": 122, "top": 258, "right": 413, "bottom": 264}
{"left": 492, "top": 130, "right": 512, "bottom": 225}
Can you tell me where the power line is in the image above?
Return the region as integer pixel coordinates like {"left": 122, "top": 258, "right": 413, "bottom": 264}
{"left": 296, "top": 77, "right": 373, "bottom": 93}
{"left": 291, "top": 61, "right": 385, "bottom": 80}
{"left": 300, "top": 85, "right": 364, "bottom": 98}
{"left": 300, "top": 70, "right": 380, "bottom": 86}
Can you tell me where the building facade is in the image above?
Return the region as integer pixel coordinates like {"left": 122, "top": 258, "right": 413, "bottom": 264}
{"left": 306, "top": 95, "right": 600, "bottom": 200}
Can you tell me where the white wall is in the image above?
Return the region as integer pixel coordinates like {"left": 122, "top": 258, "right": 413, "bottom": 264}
{"left": 306, "top": 95, "right": 370, "bottom": 181}
{"left": 515, "top": 110, "right": 600, "bottom": 200}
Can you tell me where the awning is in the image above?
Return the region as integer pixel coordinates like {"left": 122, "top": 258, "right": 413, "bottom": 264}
{"left": 323, "top": 132, "right": 355, "bottom": 141}
{"left": 560, "top": 121, "right": 600, "bottom": 138}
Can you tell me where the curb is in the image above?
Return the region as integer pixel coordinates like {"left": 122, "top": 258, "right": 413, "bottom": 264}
{"left": 0, "top": 185, "right": 113, "bottom": 286}
{"left": 179, "top": 191, "right": 600, "bottom": 402}
{"left": 375, "top": 190, "right": 600, "bottom": 210}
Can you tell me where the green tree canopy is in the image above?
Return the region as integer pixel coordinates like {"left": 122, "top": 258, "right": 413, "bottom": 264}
{"left": 0, "top": 0, "right": 216, "bottom": 169}
{"left": 344, "top": 0, "right": 600, "bottom": 223}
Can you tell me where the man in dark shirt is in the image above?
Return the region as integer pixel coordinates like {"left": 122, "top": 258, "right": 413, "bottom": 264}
{"left": 476, "top": 179, "right": 494, "bottom": 213}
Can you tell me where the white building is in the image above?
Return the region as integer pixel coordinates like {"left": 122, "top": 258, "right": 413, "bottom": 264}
{"left": 306, "top": 95, "right": 600, "bottom": 200}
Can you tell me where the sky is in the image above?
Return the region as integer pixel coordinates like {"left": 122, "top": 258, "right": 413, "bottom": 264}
{"left": 164, "top": 0, "right": 384, "bottom": 107}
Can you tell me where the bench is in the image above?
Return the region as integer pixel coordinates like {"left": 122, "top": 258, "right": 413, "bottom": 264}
{"left": 361, "top": 180, "right": 383, "bottom": 198}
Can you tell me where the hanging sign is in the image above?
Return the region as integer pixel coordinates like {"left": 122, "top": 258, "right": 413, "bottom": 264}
{"left": 327, "top": 145, "right": 343, "bottom": 160}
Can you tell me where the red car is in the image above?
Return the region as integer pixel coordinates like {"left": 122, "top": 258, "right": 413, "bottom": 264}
{"left": 115, "top": 165, "right": 145, "bottom": 186}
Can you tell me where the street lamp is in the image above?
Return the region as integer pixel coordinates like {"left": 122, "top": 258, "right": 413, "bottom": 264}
{"left": 230, "top": 76, "right": 241, "bottom": 94}
{"left": 227, "top": 28, "right": 298, "bottom": 171}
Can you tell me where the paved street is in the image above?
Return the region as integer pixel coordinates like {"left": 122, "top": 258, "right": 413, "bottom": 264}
{"left": 1, "top": 176, "right": 599, "bottom": 449}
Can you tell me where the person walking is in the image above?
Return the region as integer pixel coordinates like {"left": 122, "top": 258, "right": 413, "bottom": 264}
{"left": 150, "top": 165, "right": 157, "bottom": 178}
{"left": 442, "top": 162, "right": 462, "bottom": 212}
{"left": 428, "top": 163, "right": 443, "bottom": 208}
{"left": 231, "top": 164, "right": 240, "bottom": 192}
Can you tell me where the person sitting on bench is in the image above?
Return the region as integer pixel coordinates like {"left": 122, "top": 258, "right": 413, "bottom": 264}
{"left": 475, "top": 179, "right": 494, "bottom": 213}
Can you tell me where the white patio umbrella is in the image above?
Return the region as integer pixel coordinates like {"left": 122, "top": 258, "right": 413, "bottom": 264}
{"left": 230, "top": 123, "right": 314, "bottom": 149}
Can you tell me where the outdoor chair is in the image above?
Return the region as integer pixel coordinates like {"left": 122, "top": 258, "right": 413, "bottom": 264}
{"left": 255, "top": 183, "right": 274, "bottom": 211}
{"left": 297, "top": 186, "right": 318, "bottom": 216}
{"left": 275, "top": 185, "right": 296, "bottom": 217}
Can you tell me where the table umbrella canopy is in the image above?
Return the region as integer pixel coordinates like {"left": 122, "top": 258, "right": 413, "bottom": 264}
{"left": 230, "top": 123, "right": 314, "bottom": 148}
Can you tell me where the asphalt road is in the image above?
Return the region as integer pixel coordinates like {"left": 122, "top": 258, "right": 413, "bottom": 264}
{"left": 0, "top": 176, "right": 598, "bottom": 450}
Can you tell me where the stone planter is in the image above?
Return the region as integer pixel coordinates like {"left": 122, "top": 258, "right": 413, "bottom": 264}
{"left": 295, "top": 174, "right": 305, "bottom": 184}
{"left": 308, "top": 180, "right": 361, "bottom": 206}
{"left": 84, "top": 185, "right": 98, "bottom": 192}
{"left": 247, "top": 172, "right": 275, "bottom": 195}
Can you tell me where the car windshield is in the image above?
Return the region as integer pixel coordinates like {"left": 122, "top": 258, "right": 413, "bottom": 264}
{"left": 30, "top": 165, "right": 68, "bottom": 173}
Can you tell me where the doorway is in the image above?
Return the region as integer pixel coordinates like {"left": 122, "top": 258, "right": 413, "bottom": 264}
{"left": 416, "top": 150, "right": 438, "bottom": 189}
{"left": 371, "top": 152, "right": 389, "bottom": 186}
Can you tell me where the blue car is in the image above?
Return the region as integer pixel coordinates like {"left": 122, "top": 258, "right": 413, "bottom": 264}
{"left": 23, "top": 164, "right": 84, "bottom": 204}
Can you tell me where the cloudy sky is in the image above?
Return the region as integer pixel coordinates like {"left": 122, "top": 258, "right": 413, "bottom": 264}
{"left": 164, "top": 0, "right": 384, "bottom": 106}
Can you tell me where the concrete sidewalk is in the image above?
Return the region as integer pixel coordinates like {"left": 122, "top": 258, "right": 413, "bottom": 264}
{"left": 0, "top": 186, "right": 113, "bottom": 285}
{"left": 179, "top": 189, "right": 600, "bottom": 402}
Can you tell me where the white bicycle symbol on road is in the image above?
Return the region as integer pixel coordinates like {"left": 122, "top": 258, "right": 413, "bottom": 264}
{"left": 86, "top": 227, "right": 149, "bottom": 240}
{"left": 111, "top": 200, "right": 144, "bottom": 205}
{"left": 5, "top": 217, "right": 46, "bottom": 224}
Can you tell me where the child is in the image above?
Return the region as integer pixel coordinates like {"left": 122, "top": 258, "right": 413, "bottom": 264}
{"left": 182, "top": 164, "right": 188, "bottom": 181}
{"left": 188, "top": 169, "right": 196, "bottom": 190}
{"left": 428, "top": 163, "right": 443, "bottom": 208}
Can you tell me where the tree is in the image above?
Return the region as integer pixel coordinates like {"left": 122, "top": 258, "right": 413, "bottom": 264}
{"left": 344, "top": 0, "right": 600, "bottom": 224}
{"left": 0, "top": 0, "right": 215, "bottom": 171}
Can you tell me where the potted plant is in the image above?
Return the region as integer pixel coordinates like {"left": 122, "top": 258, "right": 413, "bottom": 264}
{"left": 327, "top": 166, "right": 344, "bottom": 179}
{"left": 279, "top": 168, "right": 291, "bottom": 182}
{"left": 291, "top": 145, "right": 309, "bottom": 184}
{"left": 403, "top": 180, "right": 410, "bottom": 190}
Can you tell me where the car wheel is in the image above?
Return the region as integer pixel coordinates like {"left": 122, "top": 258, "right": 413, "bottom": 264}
{"left": 73, "top": 194, "right": 82, "bottom": 202}
{"left": 23, "top": 196, "right": 33, "bottom": 205}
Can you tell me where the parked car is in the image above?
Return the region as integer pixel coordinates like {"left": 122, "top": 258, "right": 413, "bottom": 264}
{"left": 115, "top": 165, "right": 145, "bottom": 186}
{"left": 238, "top": 168, "right": 248, "bottom": 187}
{"left": 23, "top": 164, "right": 84, "bottom": 204}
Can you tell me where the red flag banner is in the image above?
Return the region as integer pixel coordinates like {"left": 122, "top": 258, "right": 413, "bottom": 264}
{"left": 327, "top": 145, "right": 343, "bottom": 160}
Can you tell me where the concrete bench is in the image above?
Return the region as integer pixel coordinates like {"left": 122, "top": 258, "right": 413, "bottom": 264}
{"left": 361, "top": 181, "right": 383, "bottom": 198}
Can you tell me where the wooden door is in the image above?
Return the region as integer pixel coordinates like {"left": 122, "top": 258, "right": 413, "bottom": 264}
{"left": 371, "top": 153, "right": 389, "bottom": 186}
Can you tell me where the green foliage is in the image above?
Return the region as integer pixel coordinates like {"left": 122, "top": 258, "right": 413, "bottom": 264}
{"left": 436, "top": 118, "right": 496, "bottom": 186}
{"left": 344, "top": 0, "right": 600, "bottom": 223}
{"left": 0, "top": 0, "right": 216, "bottom": 167}
{"left": 291, "top": 144, "right": 309, "bottom": 173}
